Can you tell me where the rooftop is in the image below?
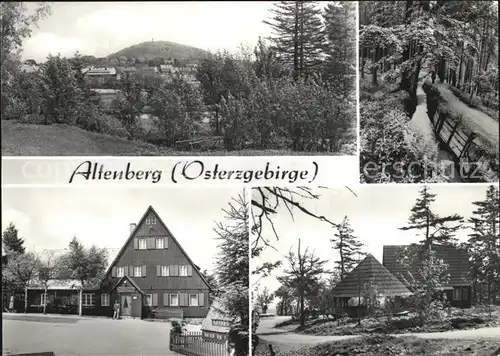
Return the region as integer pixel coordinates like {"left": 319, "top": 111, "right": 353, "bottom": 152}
{"left": 331, "top": 254, "right": 412, "bottom": 298}
{"left": 383, "top": 244, "right": 472, "bottom": 287}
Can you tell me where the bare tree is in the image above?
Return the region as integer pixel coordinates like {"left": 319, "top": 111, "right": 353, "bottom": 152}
{"left": 3, "top": 251, "right": 40, "bottom": 313}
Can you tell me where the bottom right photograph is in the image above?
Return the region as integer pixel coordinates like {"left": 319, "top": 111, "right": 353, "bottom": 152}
{"left": 250, "top": 185, "right": 500, "bottom": 356}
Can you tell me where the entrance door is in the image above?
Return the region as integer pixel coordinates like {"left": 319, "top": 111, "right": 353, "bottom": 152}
{"left": 121, "top": 295, "right": 132, "bottom": 316}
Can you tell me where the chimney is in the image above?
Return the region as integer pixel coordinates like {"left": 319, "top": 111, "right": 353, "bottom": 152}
{"left": 130, "top": 223, "right": 137, "bottom": 235}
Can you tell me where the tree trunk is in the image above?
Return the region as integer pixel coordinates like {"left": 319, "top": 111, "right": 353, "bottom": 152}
{"left": 43, "top": 285, "right": 47, "bottom": 314}
{"left": 299, "top": 294, "right": 305, "bottom": 327}
{"left": 24, "top": 286, "right": 28, "bottom": 314}
{"left": 79, "top": 289, "right": 83, "bottom": 316}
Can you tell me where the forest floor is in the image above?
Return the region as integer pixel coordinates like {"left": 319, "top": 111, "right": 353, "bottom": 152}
{"left": 254, "top": 335, "right": 500, "bottom": 356}
{"left": 1, "top": 120, "right": 343, "bottom": 156}
{"left": 264, "top": 306, "right": 500, "bottom": 337}
{"left": 255, "top": 312, "right": 500, "bottom": 356}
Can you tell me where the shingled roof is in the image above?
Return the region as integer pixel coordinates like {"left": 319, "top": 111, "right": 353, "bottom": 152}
{"left": 383, "top": 245, "right": 471, "bottom": 288}
{"left": 331, "top": 254, "right": 412, "bottom": 298}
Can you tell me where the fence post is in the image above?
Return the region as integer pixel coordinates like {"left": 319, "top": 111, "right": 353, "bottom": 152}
{"left": 269, "top": 344, "right": 276, "bottom": 356}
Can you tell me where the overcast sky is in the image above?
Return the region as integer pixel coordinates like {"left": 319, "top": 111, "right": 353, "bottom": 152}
{"left": 23, "top": 1, "right": 275, "bottom": 62}
{"left": 2, "top": 186, "right": 244, "bottom": 273}
{"left": 251, "top": 184, "right": 493, "bottom": 310}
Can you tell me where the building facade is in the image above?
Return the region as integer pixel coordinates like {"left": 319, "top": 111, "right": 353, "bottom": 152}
{"left": 383, "top": 244, "right": 472, "bottom": 308}
{"left": 14, "top": 206, "right": 211, "bottom": 319}
{"left": 99, "top": 206, "right": 211, "bottom": 319}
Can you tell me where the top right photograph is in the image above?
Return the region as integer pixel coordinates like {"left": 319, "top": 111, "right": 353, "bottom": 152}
{"left": 359, "top": 0, "right": 499, "bottom": 184}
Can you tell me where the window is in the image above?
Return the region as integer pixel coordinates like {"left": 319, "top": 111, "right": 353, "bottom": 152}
{"left": 180, "top": 265, "right": 188, "bottom": 277}
{"left": 146, "top": 217, "right": 157, "bottom": 225}
{"left": 170, "top": 294, "right": 179, "bottom": 306}
{"left": 155, "top": 238, "right": 164, "bottom": 249}
{"left": 161, "top": 266, "right": 169, "bottom": 276}
{"left": 138, "top": 238, "right": 147, "bottom": 250}
{"left": 453, "top": 288, "right": 462, "bottom": 301}
{"left": 134, "top": 266, "right": 142, "bottom": 277}
{"left": 144, "top": 294, "right": 152, "bottom": 306}
{"left": 189, "top": 294, "right": 198, "bottom": 306}
{"left": 82, "top": 293, "right": 95, "bottom": 306}
{"left": 117, "top": 267, "right": 125, "bottom": 277}
{"left": 101, "top": 293, "right": 110, "bottom": 306}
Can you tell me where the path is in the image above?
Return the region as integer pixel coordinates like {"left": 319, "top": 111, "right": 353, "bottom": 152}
{"left": 409, "top": 79, "right": 462, "bottom": 182}
{"left": 3, "top": 313, "right": 178, "bottom": 356}
{"left": 257, "top": 316, "right": 500, "bottom": 347}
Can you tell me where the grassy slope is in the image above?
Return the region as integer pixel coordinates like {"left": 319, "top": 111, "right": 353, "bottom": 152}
{"left": 1, "top": 121, "right": 338, "bottom": 156}
{"left": 256, "top": 336, "right": 500, "bottom": 356}
{"left": 108, "top": 41, "right": 209, "bottom": 61}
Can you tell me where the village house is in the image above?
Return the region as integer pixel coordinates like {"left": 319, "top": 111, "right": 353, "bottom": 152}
{"left": 201, "top": 299, "right": 232, "bottom": 342}
{"left": 12, "top": 206, "right": 211, "bottom": 319}
{"left": 330, "top": 254, "right": 413, "bottom": 317}
{"left": 383, "top": 244, "right": 472, "bottom": 308}
{"left": 82, "top": 66, "right": 120, "bottom": 85}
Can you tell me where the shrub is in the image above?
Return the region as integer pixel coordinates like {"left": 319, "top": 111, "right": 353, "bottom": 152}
{"left": 360, "top": 105, "right": 447, "bottom": 183}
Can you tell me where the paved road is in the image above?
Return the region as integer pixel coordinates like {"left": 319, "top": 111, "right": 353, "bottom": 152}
{"left": 3, "top": 313, "right": 178, "bottom": 356}
{"left": 257, "top": 316, "right": 500, "bottom": 346}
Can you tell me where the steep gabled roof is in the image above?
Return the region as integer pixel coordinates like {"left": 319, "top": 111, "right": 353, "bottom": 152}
{"left": 104, "top": 206, "right": 211, "bottom": 289}
{"left": 331, "top": 254, "right": 412, "bottom": 298}
{"left": 383, "top": 244, "right": 471, "bottom": 287}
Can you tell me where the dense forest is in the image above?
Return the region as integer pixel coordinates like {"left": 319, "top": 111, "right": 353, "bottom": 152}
{"left": 1, "top": 2, "right": 357, "bottom": 154}
{"left": 359, "top": 1, "right": 499, "bottom": 183}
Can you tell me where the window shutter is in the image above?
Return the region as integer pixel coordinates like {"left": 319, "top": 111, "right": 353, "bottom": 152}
{"left": 147, "top": 237, "right": 155, "bottom": 249}
{"left": 130, "top": 265, "right": 134, "bottom": 277}
{"left": 164, "top": 237, "right": 168, "bottom": 249}
{"left": 141, "top": 265, "right": 146, "bottom": 277}
{"left": 124, "top": 266, "right": 129, "bottom": 276}
{"left": 111, "top": 267, "right": 117, "bottom": 277}
{"left": 171, "top": 265, "right": 179, "bottom": 276}
{"left": 152, "top": 293, "right": 158, "bottom": 307}
{"left": 199, "top": 293, "right": 204, "bottom": 307}
{"left": 179, "top": 293, "right": 187, "bottom": 307}
{"left": 100, "top": 294, "right": 105, "bottom": 306}
{"left": 156, "top": 265, "right": 161, "bottom": 277}
{"left": 163, "top": 293, "right": 169, "bottom": 306}
{"left": 166, "top": 266, "right": 170, "bottom": 276}
{"left": 133, "top": 238, "right": 139, "bottom": 249}
{"left": 187, "top": 265, "right": 193, "bottom": 277}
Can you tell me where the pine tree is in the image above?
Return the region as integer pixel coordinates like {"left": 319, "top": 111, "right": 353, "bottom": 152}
{"left": 213, "top": 193, "right": 249, "bottom": 355}
{"left": 2, "top": 222, "right": 26, "bottom": 255}
{"left": 323, "top": 1, "right": 356, "bottom": 97}
{"left": 399, "top": 186, "right": 464, "bottom": 249}
{"left": 468, "top": 185, "right": 500, "bottom": 305}
{"left": 331, "top": 216, "right": 364, "bottom": 280}
{"left": 264, "top": 1, "right": 325, "bottom": 79}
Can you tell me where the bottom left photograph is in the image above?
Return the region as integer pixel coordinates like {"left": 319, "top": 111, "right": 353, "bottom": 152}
{"left": 2, "top": 186, "right": 250, "bottom": 356}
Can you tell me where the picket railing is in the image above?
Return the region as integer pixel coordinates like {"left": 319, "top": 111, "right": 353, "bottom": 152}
{"left": 170, "top": 332, "right": 231, "bottom": 356}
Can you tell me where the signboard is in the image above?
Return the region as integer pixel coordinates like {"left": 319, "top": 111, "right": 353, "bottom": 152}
{"left": 117, "top": 286, "right": 136, "bottom": 293}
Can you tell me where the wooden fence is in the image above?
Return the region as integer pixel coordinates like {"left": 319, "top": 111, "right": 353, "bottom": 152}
{"left": 430, "top": 108, "right": 498, "bottom": 181}
{"left": 170, "top": 332, "right": 230, "bottom": 356}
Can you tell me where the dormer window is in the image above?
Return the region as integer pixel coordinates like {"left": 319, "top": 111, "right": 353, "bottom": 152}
{"left": 146, "top": 217, "right": 157, "bottom": 225}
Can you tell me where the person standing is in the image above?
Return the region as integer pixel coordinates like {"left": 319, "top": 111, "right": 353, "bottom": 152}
{"left": 113, "top": 300, "right": 120, "bottom": 320}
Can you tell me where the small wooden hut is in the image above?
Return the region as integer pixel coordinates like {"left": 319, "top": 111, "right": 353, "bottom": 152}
{"left": 331, "top": 254, "right": 412, "bottom": 317}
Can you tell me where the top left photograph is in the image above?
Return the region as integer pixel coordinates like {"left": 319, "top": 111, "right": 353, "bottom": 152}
{"left": 1, "top": 1, "right": 357, "bottom": 157}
